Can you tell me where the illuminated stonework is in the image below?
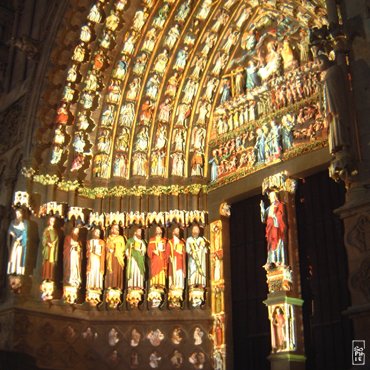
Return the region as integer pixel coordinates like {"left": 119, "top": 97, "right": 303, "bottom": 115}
{"left": 27, "top": 0, "right": 328, "bottom": 191}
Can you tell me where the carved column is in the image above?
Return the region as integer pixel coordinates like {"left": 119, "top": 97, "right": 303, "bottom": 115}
{"left": 261, "top": 172, "right": 305, "bottom": 370}
{"left": 210, "top": 216, "right": 227, "bottom": 370}
{"left": 333, "top": 0, "right": 370, "bottom": 360}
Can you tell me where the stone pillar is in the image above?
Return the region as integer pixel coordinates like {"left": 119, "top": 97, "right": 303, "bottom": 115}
{"left": 334, "top": 1, "right": 370, "bottom": 363}
{"left": 261, "top": 172, "right": 305, "bottom": 370}
{"left": 337, "top": 200, "right": 370, "bottom": 353}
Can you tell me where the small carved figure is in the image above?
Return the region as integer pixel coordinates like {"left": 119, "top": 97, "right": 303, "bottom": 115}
{"left": 108, "top": 328, "right": 120, "bottom": 347}
{"left": 171, "top": 327, "right": 183, "bottom": 345}
{"left": 147, "top": 329, "right": 164, "bottom": 347}
{"left": 171, "top": 350, "right": 183, "bottom": 368}
{"left": 130, "top": 328, "right": 141, "bottom": 347}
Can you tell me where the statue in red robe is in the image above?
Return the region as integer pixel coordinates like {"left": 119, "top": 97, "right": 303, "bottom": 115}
{"left": 147, "top": 226, "right": 168, "bottom": 289}
{"left": 260, "top": 191, "right": 286, "bottom": 267}
{"left": 86, "top": 228, "right": 105, "bottom": 291}
{"left": 42, "top": 216, "right": 59, "bottom": 281}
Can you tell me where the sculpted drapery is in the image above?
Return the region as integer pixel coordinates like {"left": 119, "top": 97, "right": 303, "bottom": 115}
{"left": 7, "top": 209, "right": 28, "bottom": 276}
{"left": 86, "top": 228, "right": 106, "bottom": 290}
{"left": 42, "top": 216, "right": 59, "bottom": 281}
{"left": 167, "top": 227, "right": 186, "bottom": 290}
{"left": 186, "top": 225, "right": 208, "bottom": 287}
{"left": 126, "top": 229, "right": 146, "bottom": 289}
{"left": 105, "top": 224, "right": 126, "bottom": 290}
{"left": 63, "top": 227, "right": 82, "bottom": 287}
{"left": 147, "top": 226, "right": 169, "bottom": 288}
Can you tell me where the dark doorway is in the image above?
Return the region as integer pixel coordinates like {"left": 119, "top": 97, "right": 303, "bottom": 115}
{"left": 296, "top": 171, "right": 353, "bottom": 370}
{"left": 230, "top": 194, "right": 270, "bottom": 370}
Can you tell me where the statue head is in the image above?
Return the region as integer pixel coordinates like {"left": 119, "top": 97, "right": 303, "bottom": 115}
{"left": 172, "top": 227, "right": 180, "bottom": 238}
{"left": 134, "top": 228, "right": 143, "bottom": 240}
{"left": 48, "top": 216, "right": 56, "bottom": 228}
{"left": 155, "top": 226, "right": 163, "bottom": 237}
{"left": 192, "top": 225, "right": 200, "bottom": 238}
{"left": 93, "top": 228, "right": 101, "bottom": 239}
{"left": 111, "top": 224, "right": 119, "bottom": 236}
{"left": 316, "top": 54, "right": 332, "bottom": 72}
{"left": 268, "top": 191, "right": 278, "bottom": 204}
{"left": 15, "top": 208, "right": 23, "bottom": 221}
{"left": 71, "top": 227, "right": 79, "bottom": 240}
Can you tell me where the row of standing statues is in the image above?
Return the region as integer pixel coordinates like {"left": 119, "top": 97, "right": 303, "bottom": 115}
{"left": 7, "top": 189, "right": 287, "bottom": 299}
{"left": 41, "top": 222, "right": 209, "bottom": 308}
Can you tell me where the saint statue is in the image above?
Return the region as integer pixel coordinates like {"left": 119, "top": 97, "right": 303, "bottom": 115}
{"left": 167, "top": 227, "right": 186, "bottom": 290}
{"left": 86, "top": 228, "right": 105, "bottom": 291}
{"left": 260, "top": 191, "right": 286, "bottom": 267}
{"left": 41, "top": 216, "right": 59, "bottom": 281}
{"left": 7, "top": 208, "right": 28, "bottom": 275}
{"left": 63, "top": 227, "right": 82, "bottom": 287}
{"left": 147, "top": 226, "right": 168, "bottom": 289}
{"left": 317, "top": 54, "right": 350, "bottom": 154}
{"left": 186, "top": 225, "right": 208, "bottom": 287}
{"left": 105, "top": 224, "right": 126, "bottom": 290}
{"left": 126, "top": 228, "right": 146, "bottom": 289}
{"left": 272, "top": 306, "right": 286, "bottom": 352}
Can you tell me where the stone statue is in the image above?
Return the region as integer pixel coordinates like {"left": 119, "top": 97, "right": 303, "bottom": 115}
{"left": 167, "top": 227, "right": 186, "bottom": 290}
{"left": 105, "top": 224, "right": 125, "bottom": 290}
{"left": 147, "top": 226, "right": 168, "bottom": 289}
{"left": 186, "top": 225, "right": 208, "bottom": 287}
{"left": 41, "top": 216, "right": 59, "bottom": 281}
{"left": 7, "top": 208, "right": 28, "bottom": 275}
{"left": 260, "top": 191, "right": 287, "bottom": 268}
{"left": 63, "top": 227, "right": 82, "bottom": 287}
{"left": 86, "top": 228, "right": 105, "bottom": 291}
{"left": 317, "top": 54, "right": 350, "bottom": 154}
{"left": 272, "top": 306, "right": 286, "bottom": 352}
